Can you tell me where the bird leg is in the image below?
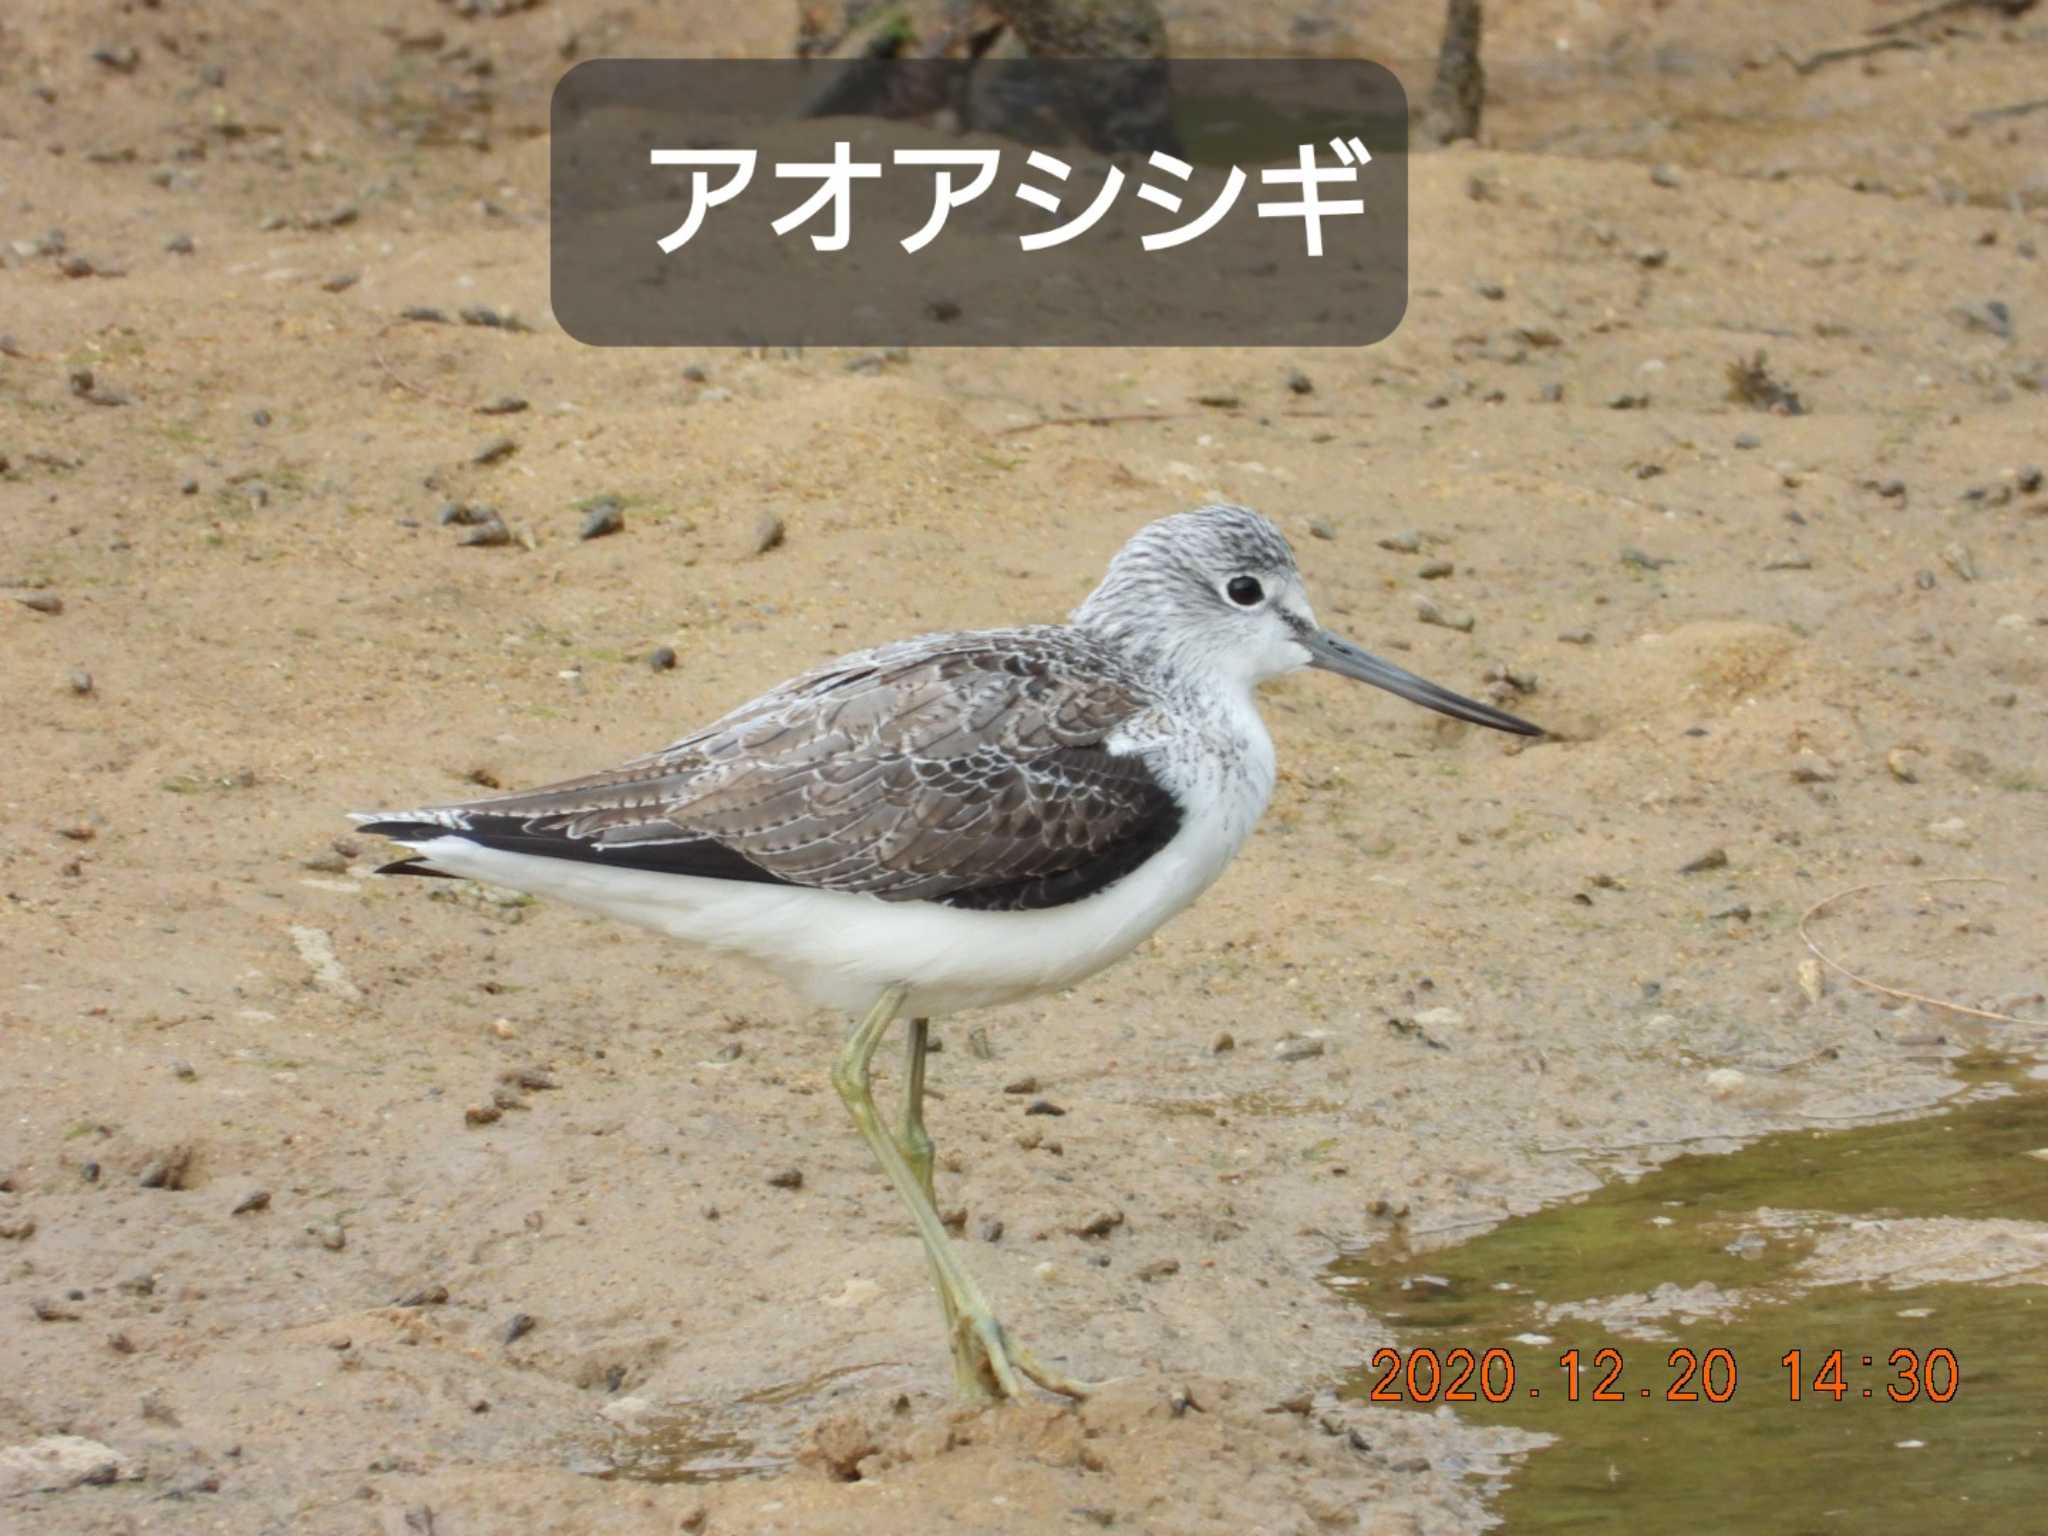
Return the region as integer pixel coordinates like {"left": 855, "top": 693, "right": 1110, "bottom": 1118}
{"left": 895, "top": 1015, "right": 977, "bottom": 1399}
{"left": 832, "top": 987, "right": 1093, "bottom": 1403}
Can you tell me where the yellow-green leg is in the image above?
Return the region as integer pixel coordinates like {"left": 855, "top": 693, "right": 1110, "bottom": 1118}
{"left": 831, "top": 986, "right": 1093, "bottom": 1402}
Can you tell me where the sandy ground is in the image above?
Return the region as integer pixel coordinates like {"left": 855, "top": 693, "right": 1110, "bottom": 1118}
{"left": 4, "top": 0, "right": 2047, "bottom": 1531}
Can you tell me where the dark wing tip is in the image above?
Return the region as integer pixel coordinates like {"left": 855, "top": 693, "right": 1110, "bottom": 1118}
{"left": 375, "top": 855, "right": 458, "bottom": 879}
{"left": 356, "top": 819, "right": 450, "bottom": 841}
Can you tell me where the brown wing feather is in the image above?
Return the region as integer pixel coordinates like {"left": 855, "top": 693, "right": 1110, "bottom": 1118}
{"left": 382, "top": 628, "right": 1180, "bottom": 908}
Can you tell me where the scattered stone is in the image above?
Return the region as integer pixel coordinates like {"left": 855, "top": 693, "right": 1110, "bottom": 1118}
{"left": 1791, "top": 756, "right": 1838, "bottom": 784}
{"left": 1286, "top": 368, "right": 1314, "bottom": 395}
{"left": 682, "top": 365, "right": 709, "bottom": 383}
{"left": 1650, "top": 163, "right": 1683, "bottom": 189}
{"left": 1608, "top": 391, "right": 1650, "bottom": 410}
{"left": 502, "top": 1067, "right": 558, "bottom": 1092}
{"left": 1762, "top": 550, "right": 1812, "bottom": 571}
{"left": 1886, "top": 748, "right": 1920, "bottom": 783}
{"left": 164, "top": 233, "right": 194, "bottom": 255}
{"left": 1211, "top": 1030, "right": 1234, "bottom": 1053}
{"left": 465, "top": 1104, "right": 501, "bottom": 1126}
{"left": 459, "top": 512, "right": 512, "bottom": 548}
{"left": 1418, "top": 559, "right": 1454, "bottom": 580}
{"left": 137, "top": 1144, "right": 193, "bottom": 1190}
{"left": 1274, "top": 1035, "right": 1325, "bottom": 1061}
{"left": 979, "top": 1217, "right": 1004, "bottom": 1242}
{"left": 301, "top": 203, "right": 359, "bottom": 231}
{"left": 751, "top": 512, "right": 786, "bottom": 555}
{"left": 1678, "top": 846, "right": 1728, "bottom": 875}
{"left": 250, "top": 408, "right": 271, "bottom": 428}
{"left": 578, "top": 499, "right": 624, "bottom": 540}
{"left": 1797, "top": 958, "right": 1826, "bottom": 1005}
{"left": 0, "top": 1436, "right": 138, "bottom": 1497}
{"left": 400, "top": 306, "right": 448, "bottom": 324}
{"left": 646, "top": 645, "right": 677, "bottom": 672}
{"left": 1308, "top": 518, "right": 1337, "bottom": 541}
{"left": 504, "top": 1312, "right": 537, "bottom": 1344}
{"left": 437, "top": 501, "right": 486, "bottom": 525}
{"left": 1377, "top": 529, "right": 1423, "bottom": 553}
{"left": 315, "top": 1222, "right": 346, "bottom": 1251}
{"left": 477, "top": 395, "right": 528, "bottom": 415}
{"left": 231, "top": 1189, "right": 270, "bottom": 1216}
{"left": 1538, "top": 382, "right": 1564, "bottom": 403}
{"left": 1620, "top": 546, "right": 1672, "bottom": 571}
{"left": 1726, "top": 351, "right": 1806, "bottom": 414}
{"left": 1137, "top": 1258, "right": 1180, "bottom": 1281}
{"left": 290, "top": 924, "right": 361, "bottom": 999}
{"left": 1024, "top": 1099, "right": 1067, "bottom": 1117}
{"left": 1195, "top": 393, "right": 1241, "bottom": 408}
{"left": 1915, "top": 570, "right": 1937, "bottom": 590}
{"left": 321, "top": 272, "right": 358, "bottom": 293}
{"left": 394, "top": 1284, "right": 448, "bottom": 1308}
{"left": 767, "top": 1167, "right": 804, "bottom": 1189}
{"left": 1003, "top": 1076, "right": 1039, "bottom": 1095}
{"left": 1734, "top": 432, "right": 1762, "bottom": 451}
{"left": 31, "top": 1296, "right": 78, "bottom": 1322}
{"left": 1940, "top": 542, "right": 1978, "bottom": 582}
{"left": 1635, "top": 246, "right": 1669, "bottom": 269}
{"left": 473, "top": 435, "right": 517, "bottom": 466}
{"left": 2019, "top": 466, "right": 2043, "bottom": 494}
{"left": 1876, "top": 478, "right": 1906, "bottom": 498}
{"left": 1070, "top": 1210, "right": 1124, "bottom": 1239}
{"left": 1557, "top": 628, "right": 1594, "bottom": 645}
{"left": 1413, "top": 596, "right": 1475, "bottom": 632}
{"left": 16, "top": 593, "right": 63, "bottom": 615}
{"left": 1952, "top": 300, "right": 2012, "bottom": 338}
{"left": 0, "top": 1216, "right": 34, "bottom": 1241}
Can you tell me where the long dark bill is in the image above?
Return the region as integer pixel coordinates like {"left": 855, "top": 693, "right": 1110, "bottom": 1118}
{"left": 1305, "top": 629, "right": 1542, "bottom": 736}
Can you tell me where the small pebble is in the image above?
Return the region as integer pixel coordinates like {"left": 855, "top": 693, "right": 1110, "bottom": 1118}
{"left": 250, "top": 408, "right": 271, "bottom": 427}
{"left": 1211, "top": 1030, "right": 1235, "bottom": 1053}
{"left": 1418, "top": 559, "right": 1454, "bottom": 580}
{"left": 504, "top": 1312, "right": 537, "bottom": 1344}
{"left": 1650, "top": 163, "right": 1682, "bottom": 188}
{"left": 395, "top": 1284, "right": 449, "bottom": 1308}
{"left": 767, "top": 1167, "right": 804, "bottom": 1189}
{"left": 979, "top": 1217, "right": 1005, "bottom": 1242}
{"left": 1635, "top": 246, "right": 1669, "bottom": 269}
{"left": 2019, "top": 466, "right": 2043, "bottom": 494}
{"left": 1413, "top": 596, "right": 1474, "bottom": 632}
{"left": 400, "top": 306, "right": 448, "bottom": 324}
{"left": 464, "top": 1104, "right": 501, "bottom": 1126}
{"left": 1024, "top": 1099, "right": 1067, "bottom": 1117}
{"left": 473, "top": 436, "right": 517, "bottom": 466}
{"left": 1678, "top": 846, "right": 1728, "bottom": 874}
{"left": 1070, "top": 1210, "right": 1124, "bottom": 1239}
{"left": 1762, "top": 550, "right": 1811, "bottom": 571}
{"left": 1791, "top": 756, "right": 1838, "bottom": 784}
{"left": 1137, "top": 1259, "right": 1180, "bottom": 1282}
{"left": 1377, "top": 530, "right": 1423, "bottom": 553}
{"left": 164, "top": 233, "right": 195, "bottom": 254}
{"left": 646, "top": 645, "right": 677, "bottom": 672}
{"left": 1886, "top": 748, "right": 1920, "bottom": 784}
{"left": 1286, "top": 368, "right": 1314, "bottom": 395}
{"left": 17, "top": 593, "right": 64, "bottom": 615}
{"left": 477, "top": 395, "right": 528, "bottom": 416}
{"left": 180, "top": 478, "right": 198, "bottom": 495}
{"left": 1274, "top": 1036, "right": 1325, "bottom": 1061}
{"left": 1734, "top": 432, "right": 1761, "bottom": 450}
{"left": 1002, "top": 1076, "right": 1039, "bottom": 1095}
{"left": 1620, "top": 546, "right": 1672, "bottom": 571}
{"left": 459, "top": 514, "right": 512, "bottom": 548}
{"left": 315, "top": 1223, "right": 346, "bottom": 1251}
{"left": 751, "top": 512, "right": 786, "bottom": 555}
{"left": 320, "top": 272, "right": 358, "bottom": 293}
{"left": 682, "top": 365, "right": 708, "bottom": 383}
{"left": 1557, "top": 629, "right": 1594, "bottom": 645}
{"left": 1877, "top": 478, "right": 1906, "bottom": 498}
{"left": 69, "top": 668, "right": 94, "bottom": 694}
{"left": 231, "top": 1189, "right": 270, "bottom": 1215}
{"left": 578, "top": 499, "right": 624, "bottom": 540}
{"left": 1940, "top": 542, "right": 1978, "bottom": 582}
{"left": 1475, "top": 281, "right": 1505, "bottom": 301}
{"left": 1537, "top": 383, "right": 1564, "bottom": 403}
{"left": 1308, "top": 518, "right": 1336, "bottom": 541}
{"left": 1608, "top": 391, "right": 1650, "bottom": 410}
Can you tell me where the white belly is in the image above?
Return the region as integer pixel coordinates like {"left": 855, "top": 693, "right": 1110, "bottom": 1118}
{"left": 399, "top": 784, "right": 1254, "bottom": 1017}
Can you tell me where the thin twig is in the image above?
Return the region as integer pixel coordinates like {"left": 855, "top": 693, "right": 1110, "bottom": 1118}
{"left": 1798, "top": 875, "right": 2046, "bottom": 1026}
{"left": 1971, "top": 96, "right": 2048, "bottom": 121}
{"left": 370, "top": 322, "right": 477, "bottom": 410}
{"left": 1783, "top": 37, "right": 1923, "bottom": 74}
{"left": 1868, "top": 0, "right": 2017, "bottom": 35}
{"left": 992, "top": 411, "right": 1188, "bottom": 438}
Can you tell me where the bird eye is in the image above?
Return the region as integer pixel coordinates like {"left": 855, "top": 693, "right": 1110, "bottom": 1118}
{"left": 1226, "top": 576, "right": 1264, "bottom": 607}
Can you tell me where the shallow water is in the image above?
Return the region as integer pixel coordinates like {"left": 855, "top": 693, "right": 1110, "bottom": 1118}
{"left": 1327, "top": 1054, "right": 2048, "bottom": 1532}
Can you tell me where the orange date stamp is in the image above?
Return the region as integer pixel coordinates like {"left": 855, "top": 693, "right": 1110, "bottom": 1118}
{"left": 1361, "top": 1345, "right": 1961, "bottom": 1404}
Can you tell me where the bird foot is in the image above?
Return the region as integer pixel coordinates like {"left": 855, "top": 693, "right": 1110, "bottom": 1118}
{"left": 952, "top": 1310, "right": 1096, "bottom": 1403}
